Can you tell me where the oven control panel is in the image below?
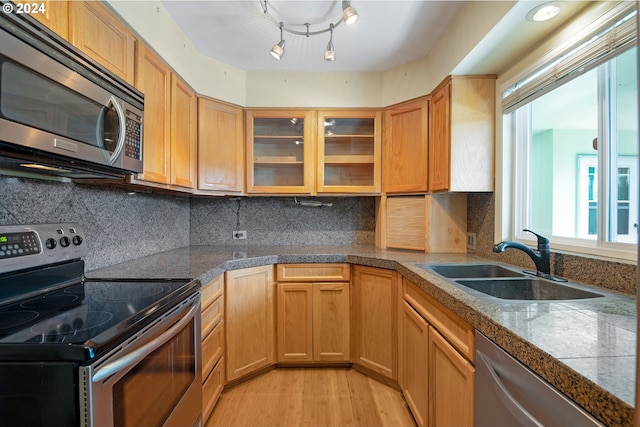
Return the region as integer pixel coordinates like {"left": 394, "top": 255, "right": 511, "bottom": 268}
{"left": 0, "top": 223, "right": 87, "bottom": 273}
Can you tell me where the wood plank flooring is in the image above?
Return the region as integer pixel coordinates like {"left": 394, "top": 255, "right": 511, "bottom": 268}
{"left": 205, "top": 368, "right": 417, "bottom": 427}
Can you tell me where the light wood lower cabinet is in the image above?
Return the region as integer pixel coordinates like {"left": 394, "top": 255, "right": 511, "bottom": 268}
{"left": 351, "top": 265, "right": 398, "bottom": 380}
{"left": 276, "top": 282, "right": 350, "bottom": 363}
{"left": 399, "top": 278, "right": 474, "bottom": 427}
{"left": 429, "top": 325, "right": 474, "bottom": 427}
{"left": 400, "top": 301, "right": 429, "bottom": 427}
{"left": 276, "top": 264, "right": 350, "bottom": 364}
{"left": 225, "top": 265, "right": 275, "bottom": 382}
{"left": 200, "top": 275, "right": 224, "bottom": 424}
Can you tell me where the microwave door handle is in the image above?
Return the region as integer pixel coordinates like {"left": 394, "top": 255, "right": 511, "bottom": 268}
{"left": 106, "top": 96, "right": 126, "bottom": 164}
{"left": 92, "top": 298, "right": 199, "bottom": 383}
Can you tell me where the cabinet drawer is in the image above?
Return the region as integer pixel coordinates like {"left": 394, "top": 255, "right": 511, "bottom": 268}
{"left": 276, "top": 263, "right": 350, "bottom": 282}
{"left": 403, "top": 278, "right": 474, "bottom": 362}
{"left": 203, "top": 356, "right": 225, "bottom": 424}
{"left": 203, "top": 320, "right": 224, "bottom": 381}
{"left": 202, "top": 295, "right": 223, "bottom": 338}
{"left": 202, "top": 275, "right": 223, "bottom": 311}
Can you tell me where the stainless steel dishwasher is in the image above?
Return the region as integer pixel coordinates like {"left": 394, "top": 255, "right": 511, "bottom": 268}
{"left": 475, "top": 331, "right": 604, "bottom": 427}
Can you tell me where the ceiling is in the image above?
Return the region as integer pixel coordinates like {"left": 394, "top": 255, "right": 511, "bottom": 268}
{"left": 161, "top": 0, "right": 468, "bottom": 73}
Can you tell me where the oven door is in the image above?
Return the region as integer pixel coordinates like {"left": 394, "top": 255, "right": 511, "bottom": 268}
{"left": 80, "top": 292, "right": 202, "bottom": 427}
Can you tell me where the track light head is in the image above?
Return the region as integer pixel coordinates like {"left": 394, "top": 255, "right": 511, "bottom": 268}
{"left": 324, "top": 23, "right": 335, "bottom": 61}
{"left": 342, "top": 0, "right": 359, "bottom": 25}
{"left": 270, "top": 22, "right": 285, "bottom": 60}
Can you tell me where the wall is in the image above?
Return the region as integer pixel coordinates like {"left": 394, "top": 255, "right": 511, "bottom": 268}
{"left": 106, "top": 0, "right": 247, "bottom": 106}
{"left": 0, "top": 177, "right": 376, "bottom": 270}
{"left": 0, "top": 175, "right": 190, "bottom": 271}
{"left": 107, "top": 1, "right": 517, "bottom": 108}
{"left": 190, "top": 197, "right": 375, "bottom": 245}
{"left": 467, "top": 192, "right": 637, "bottom": 296}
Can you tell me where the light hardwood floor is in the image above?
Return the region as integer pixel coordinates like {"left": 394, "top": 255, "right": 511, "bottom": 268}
{"left": 205, "top": 368, "right": 417, "bottom": 427}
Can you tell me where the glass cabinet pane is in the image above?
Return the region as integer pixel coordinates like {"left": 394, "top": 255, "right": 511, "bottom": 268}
{"left": 249, "top": 114, "right": 308, "bottom": 191}
{"left": 319, "top": 114, "right": 379, "bottom": 191}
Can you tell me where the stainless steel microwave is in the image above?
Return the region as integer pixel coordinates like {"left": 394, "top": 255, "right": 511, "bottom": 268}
{"left": 0, "top": 7, "right": 143, "bottom": 179}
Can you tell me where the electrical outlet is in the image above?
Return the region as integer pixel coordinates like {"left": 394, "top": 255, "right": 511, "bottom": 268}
{"left": 233, "top": 230, "right": 247, "bottom": 240}
{"left": 467, "top": 232, "right": 477, "bottom": 250}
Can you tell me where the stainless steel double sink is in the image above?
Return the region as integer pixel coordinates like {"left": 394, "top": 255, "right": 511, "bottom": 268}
{"left": 418, "top": 263, "right": 605, "bottom": 302}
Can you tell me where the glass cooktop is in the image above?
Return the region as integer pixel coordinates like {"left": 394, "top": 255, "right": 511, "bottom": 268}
{"left": 0, "top": 278, "right": 198, "bottom": 362}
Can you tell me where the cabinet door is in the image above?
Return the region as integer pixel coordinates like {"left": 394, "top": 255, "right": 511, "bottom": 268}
{"left": 135, "top": 43, "right": 171, "bottom": 184}
{"left": 351, "top": 266, "right": 397, "bottom": 380}
{"left": 429, "top": 81, "right": 451, "bottom": 192}
{"left": 400, "top": 302, "right": 429, "bottom": 427}
{"left": 198, "top": 98, "right": 244, "bottom": 193}
{"left": 383, "top": 98, "right": 429, "bottom": 193}
{"left": 277, "top": 283, "right": 313, "bottom": 362}
{"left": 246, "top": 110, "right": 315, "bottom": 194}
{"left": 225, "top": 265, "right": 275, "bottom": 382}
{"left": 428, "top": 326, "right": 474, "bottom": 427}
{"left": 170, "top": 74, "right": 197, "bottom": 188}
{"left": 317, "top": 110, "right": 381, "bottom": 194}
{"left": 313, "top": 282, "right": 350, "bottom": 362}
{"left": 15, "top": 0, "right": 68, "bottom": 39}
{"left": 68, "top": 1, "right": 135, "bottom": 85}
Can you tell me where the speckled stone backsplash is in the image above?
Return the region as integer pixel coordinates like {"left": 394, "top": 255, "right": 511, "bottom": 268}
{"left": 0, "top": 176, "right": 376, "bottom": 271}
{"left": 0, "top": 176, "right": 190, "bottom": 271}
{"left": 190, "top": 196, "right": 376, "bottom": 245}
{"left": 467, "top": 192, "right": 637, "bottom": 296}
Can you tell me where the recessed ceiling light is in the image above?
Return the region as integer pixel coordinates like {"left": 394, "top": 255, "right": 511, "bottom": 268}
{"left": 526, "top": 2, "right": 562, "bottom": 22}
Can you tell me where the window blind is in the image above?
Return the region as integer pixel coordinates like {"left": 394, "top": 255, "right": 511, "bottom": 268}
{"left": 502, "top": 6, "right": 637, "bottom": 114}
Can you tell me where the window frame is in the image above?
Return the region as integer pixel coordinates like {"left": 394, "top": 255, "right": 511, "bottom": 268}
{"left": 496, "top": 2, "right": 638, "bottom": 263}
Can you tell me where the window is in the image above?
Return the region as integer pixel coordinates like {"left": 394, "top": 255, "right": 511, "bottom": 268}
{"left": 503, "top": 7, "right": 638, "bottom": 259}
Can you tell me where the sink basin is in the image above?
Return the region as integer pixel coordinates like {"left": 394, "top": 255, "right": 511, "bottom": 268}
{"left": 455, "top": 278, "right": 604, "bottom": 301}
{"left": 422, "top": 263, "right": 525, "bottom": 279}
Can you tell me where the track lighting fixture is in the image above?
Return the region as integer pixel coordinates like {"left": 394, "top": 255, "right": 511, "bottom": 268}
{"left": 270, "top": 22, "right": 285, "bottom": 60}
{"left": 342, "top": 0, "right": 359, "bottom": 25}
{"left": 324, "top": 24, "right": 335, "bottom": 62}
{"left": 262, "top": 0, "right": 359, "bottom": 62}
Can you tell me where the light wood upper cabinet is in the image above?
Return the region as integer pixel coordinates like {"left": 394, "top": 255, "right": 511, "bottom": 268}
{"left": 134, "top": 43, "right": 196, "bottom": 189}
{"left": 317, "top": 110, "right": 381, "bottom": 194}
{"left": 225, "top": 265, "right": 275, "bottom": 383}
{"left": 15, "top": 0, "right": 69, "bottom": 39}
{"left": 383, "top": 97, "right": 429, "bottom": 193}
{"left": 429, "top": 84, "right": 450, "bottom": 192}
{"left": 170, "top": 74, "right": 197, "bottom": 188}
{"left": 197, "top": 98, "right": 244, "bottom": 193}
{"left": 351, "top": 265, "right": 398, "bottom": 380}
{"left": 246, "top": 109, "right": 315, "bottom": 194}
{"left": 68, "top": 1, "right": 136, "bottom": 85}
{"left": 135, "top": 43, "right": 171, "bottom": 185}
{"left": 429, "top": 75, "right": 496, "bottom": 192}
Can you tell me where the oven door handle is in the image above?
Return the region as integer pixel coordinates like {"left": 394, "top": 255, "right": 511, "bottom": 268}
{"left": 92, "top": 298, "right": 198, "bottom": 383}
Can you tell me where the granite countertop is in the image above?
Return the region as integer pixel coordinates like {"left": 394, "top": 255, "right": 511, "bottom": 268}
{"left": 87, "top": 244, "right": 637, "bottom": 426}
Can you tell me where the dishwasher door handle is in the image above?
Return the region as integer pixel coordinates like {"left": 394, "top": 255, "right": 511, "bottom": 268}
{"left": 476, "top": 351, "right": 544, "bottom": 427}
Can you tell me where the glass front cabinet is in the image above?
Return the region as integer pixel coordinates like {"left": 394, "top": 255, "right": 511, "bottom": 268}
{"left": 246, "top": 109, "right": 381, "bottom": 194}
{"left": 246, "top": 110, "right": 315, "bottom": 194}
{"left": 317, "top": 110, "right": 381, "bottom": 194}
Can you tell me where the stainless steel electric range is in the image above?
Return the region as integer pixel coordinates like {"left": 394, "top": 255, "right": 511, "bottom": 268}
{"left": 0, "top": 223, "right": 202, "bottom": 427}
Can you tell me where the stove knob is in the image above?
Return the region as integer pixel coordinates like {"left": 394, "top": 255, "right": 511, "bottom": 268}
{"left": 72, "top": 235, "right": 83, "bottom": 246}
{"left": 45, "top": 238, "right": 57, "bottom": 249}
{"left": 60, "top": 236, "right": 71, "bottom": 248}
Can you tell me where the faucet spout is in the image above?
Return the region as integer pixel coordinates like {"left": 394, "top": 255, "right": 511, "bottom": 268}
{"left": 493, "top": 229, "right": 550, "bottom": 275}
